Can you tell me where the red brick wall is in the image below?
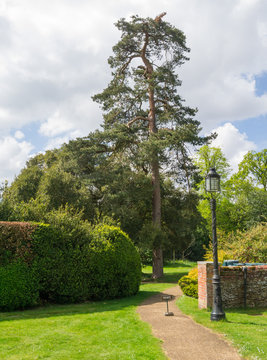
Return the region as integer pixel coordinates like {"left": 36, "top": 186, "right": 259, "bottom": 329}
{"left": 198, "top": 262, "right": 267, "bottom": 309}
{"left": 198, "top": 262, "right": 213, "bottom": 309}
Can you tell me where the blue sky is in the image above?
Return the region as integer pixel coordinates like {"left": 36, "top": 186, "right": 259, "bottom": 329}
{"left": 234, "top": 115, "right": 267, "bottom": 149}
{"left": 255, "top": 71, "right": 267, "bottom": 96}
{"left": 0, "top": 0, "right": 266, "bottom": 182}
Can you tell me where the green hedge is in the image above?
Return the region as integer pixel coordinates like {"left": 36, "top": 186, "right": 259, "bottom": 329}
{"left": 32, "top": 224, "right": 141, "bottom": 302}
{"left": 0, "top": 221, "right": 142, "bottom": 308}
{"left": 0, "top": 262, "right": 39, "bottom": 311}
{"left": 87, "top": 225, "right": 142, "bottom": 300}
{"left": 31, "top": 223, "right": 91, "bottom": 303}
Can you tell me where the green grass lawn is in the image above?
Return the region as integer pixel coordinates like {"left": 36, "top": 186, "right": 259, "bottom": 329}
{"left": 178, "top": 296, "right": 267, "bottom": 360}
{"left": 142, "top": 260, "right": 196, "bottom": 283}
{"left": 0, "top": 261, "right": 195, "bottom": 360}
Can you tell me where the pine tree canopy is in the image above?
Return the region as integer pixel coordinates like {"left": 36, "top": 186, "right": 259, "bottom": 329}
{"left": 92, "top": 13, "right": 209, "bottom": 164}
{"left": 92, "top": 13, "right": 212, "bottom": 278}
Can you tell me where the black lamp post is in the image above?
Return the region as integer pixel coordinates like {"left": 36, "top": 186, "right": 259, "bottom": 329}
{"left": 205, "top": 168, "right": 225, "bottom": 321}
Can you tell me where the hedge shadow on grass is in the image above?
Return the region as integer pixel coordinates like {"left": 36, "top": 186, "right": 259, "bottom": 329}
{"left": 0, "top": 290, "right": 161, "bottom": 323}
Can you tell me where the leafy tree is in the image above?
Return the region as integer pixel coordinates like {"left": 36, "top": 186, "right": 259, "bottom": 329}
{"left": 230, "top": 149, "right": 267, "bottom": 192}
{"left": 195, "top": 146, "right": 267, "bottom": 235}
{"left": 1, "top": 148, "right": 95, "bottom": 223}
{"left": 92, "top": 13, "right": 210, "bottom": 277}
{"left": 194, "top": 145, "right": 231, "bottom": 195}
{"left": 193, "top": 145, "right": 232, "bottom": 235}
{"left": 2, "top": 151, "right": 58, "bottom": 206}
{"left": 226, "top": 149, "right": 267, "bottom": 230}
{"left": 222, "top": 222, "right": 267, "bottom": 263}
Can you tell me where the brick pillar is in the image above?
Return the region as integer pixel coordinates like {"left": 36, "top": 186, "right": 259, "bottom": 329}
{"left": 198, "top": 261, "right": 214, "bottom": 309}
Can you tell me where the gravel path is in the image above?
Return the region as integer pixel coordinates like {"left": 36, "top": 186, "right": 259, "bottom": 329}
{"left": 137, "top": 285, "right": 244, "bottom": 360}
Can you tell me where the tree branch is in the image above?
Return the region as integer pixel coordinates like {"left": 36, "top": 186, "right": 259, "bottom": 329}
{"left": 155, "top": 99, "right": 170, "bottom": 105}
{"left": 155, "top": 99, "right": 172, "bottom": 110}
{"left": 141, "top": 32, "right": 153, "bottom": 72}
{"left": 127, "top": 116, "right": 149, "bottom": 127}
{"left": 154, "top": 12, "right": 167, "bottom": 23}
{"left": 119, "top": 55, "right": 140, "bottom": 74}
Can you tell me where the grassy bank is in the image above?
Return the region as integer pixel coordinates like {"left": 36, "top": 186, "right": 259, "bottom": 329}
{"left": 0, "top": 260, "right": 195, "bottom": 360}
{"left": 178, "top": 295, "right": 267, "bottom": 360}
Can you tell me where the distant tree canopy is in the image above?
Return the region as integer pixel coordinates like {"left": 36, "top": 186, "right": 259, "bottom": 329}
{"left": 1, "top": 140, "right": 266, "bottom": 266}
{"left": 1, "top": 139, "right": 205, "bottom": 262}
{"left": 194, "top": 146, "right": 267, "bottom": 235}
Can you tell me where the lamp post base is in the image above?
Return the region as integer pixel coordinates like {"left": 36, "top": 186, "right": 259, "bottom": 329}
{"left": 210, "top": 311, "right": 225, "bottom": 321}
{"left": 211, "top": 274, "right": 225, "bottom": 321}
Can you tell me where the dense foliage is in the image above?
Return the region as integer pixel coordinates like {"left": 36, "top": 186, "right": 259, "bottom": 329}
{"left": 0, "top": 262, "right": 39, "bottom": 311}
{"left": 0, "top": 220, "right": 141, "bottom": 310}
{"left": 31, "top": 223, "right": 88, "bottom": 303}
{"left": 218, "top": 223, "right": 267, "bottom": 263}
{"left": 0, "top": 144, "right": 206, "bottom": 264}
{"left": 87, "top": 225, "right": 141, "bottom": 299}
{"left": 195, "top": 148, "right": 267, "bottom": 233}
{"left": 178, "top": 267, "right": 198, "bottom": 298}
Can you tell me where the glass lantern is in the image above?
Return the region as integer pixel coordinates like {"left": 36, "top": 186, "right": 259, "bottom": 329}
{"left": 205, "top": 168, "right": 220, "bottom": 193}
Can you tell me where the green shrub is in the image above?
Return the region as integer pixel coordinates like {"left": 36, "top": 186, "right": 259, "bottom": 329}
{"left": 32, "top": 223, "right": 141, "bottom": 303}
{"left": 223, "top": 223, "right": 267, "bottom": 263}
{"left": 87, "top": 225, "right": 142, "bottom": 300}
{"left": 0, "top": 220, "right": 141, "bottom": 306}
{"left": 178, "top": 268, "right": 198, "bottom": 298}
{"left": 31, "top": 223, "right": 90, "bottom": 303}
{"left": 203, "top": 246, "right": 229, "bottom": 263}
{"left": 0, "top": 262, "right": 39, "bottom": 311}
{"left": 31, "top": 208, "right": 93, "bottom": 303}
{"left": 43, "top": 205, "right": 92, "bottom": 247}
{"left": 203, "top": 223, "right": 267, "bottom": 263}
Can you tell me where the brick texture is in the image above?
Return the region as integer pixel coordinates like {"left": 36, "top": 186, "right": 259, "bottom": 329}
{"left": 198, "top": 262, "right": 267, "bottom": 309}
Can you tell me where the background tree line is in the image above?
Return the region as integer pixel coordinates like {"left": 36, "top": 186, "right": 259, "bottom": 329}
{"left": 1, "top": 144, "right": 266, "bottom": 265}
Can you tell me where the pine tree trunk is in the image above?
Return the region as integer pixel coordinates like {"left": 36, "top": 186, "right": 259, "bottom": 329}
{"left": 143, "top": 35, "right": 164, "bottom": 279}
{"left": 151, "top": 159, "right": 163, "bottom": 279}
{"left": 152, "top": 247, "right": 163, "bottom": 279}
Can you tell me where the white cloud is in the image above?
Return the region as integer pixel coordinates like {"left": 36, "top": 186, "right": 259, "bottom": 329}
{"left": 0, "top": 136, "right": 34, "bottom": 183}
{"left": 44, "top": 131, "right": 81, "bottom": 151}
{"left": 39, "top": 94, "right": 102, "bottom": 139}
{"left": 0, "top": 0, "right": 266, "bottom": 182}
{"left": 210, "top": 123, "right": 256, "bottom": 172}
{"left": 175, "top": 0, "right": 267, "bottom": 130}
{"left": 1, "top": 0, "right": 266, "bottom": 135}
{"left": 14, "top": 130, "right": 24, "bottom": 139}
{"left": 40, "top": 111, "right": 75, "bottom": 137}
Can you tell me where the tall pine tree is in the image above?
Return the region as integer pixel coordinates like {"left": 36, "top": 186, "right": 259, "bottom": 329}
{"left": 93, "top": 13, "right": 210, "bottom": 278}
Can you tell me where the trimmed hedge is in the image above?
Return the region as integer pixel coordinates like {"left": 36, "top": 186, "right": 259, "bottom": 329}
{"left": 178, "top": 268, "right": 198, "bottom": 299}
{"left": 0, "top": 221, "right": 142, "bottom": 308}
{"left": 32, "top": 224, "right": 141, "bottom": 302}
{"left": 0, "top": 262, "right": 39, "bottom": 311}
{"left": 87, "top": 225, "right": 142, "bottom": 300}
{"left": 31, "top": 223, "right": 89, "bottom": 303}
